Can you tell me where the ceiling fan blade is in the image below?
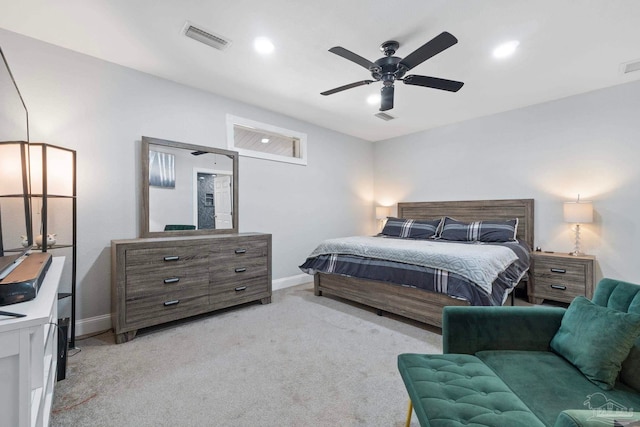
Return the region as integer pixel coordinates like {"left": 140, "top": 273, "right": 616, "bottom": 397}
{"left": 328, "top": 47, "right": 376, "bottom": 70}
{"left": 320, "top": 80, "right": 374, "bottom": 96}
{"left": 380, "top": 86, "right": 394, "bottom": 111}
{"left": 399, "top": 32, "right": 458, "bottom": 71}
{"left": 403, "top": 75, "right": 464, "bottom": 92}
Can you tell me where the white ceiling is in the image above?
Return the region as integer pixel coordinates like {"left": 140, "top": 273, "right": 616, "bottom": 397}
{"left": 1, "top": 0, "right": 640, "bottom": 142}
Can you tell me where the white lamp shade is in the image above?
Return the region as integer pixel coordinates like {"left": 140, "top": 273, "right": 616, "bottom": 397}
{"left": 563, "top": 201, "right": 593, "bottom": 224}
{"left": 375, "top": 206, "right": 391, "bottom": 220}
{"left": 29, "top": 144, "right": 74, "bottom": 196}
{"left": 0, "top": 143, "right": 27, "bottom": 194}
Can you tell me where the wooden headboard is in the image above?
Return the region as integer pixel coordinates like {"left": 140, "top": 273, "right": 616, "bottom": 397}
{"left": 397, "top": 199, "right": 535, "bottom": 249}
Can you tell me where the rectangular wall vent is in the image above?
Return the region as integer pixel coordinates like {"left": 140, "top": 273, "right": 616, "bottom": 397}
{"left": 621, "top": 59, "right": 640, "bottom": 74}
{"left": 183, "top": 21, "right": 232, "bottom": 50}
{"left": 374, "top": 112, "right": 395, "bottom": 121}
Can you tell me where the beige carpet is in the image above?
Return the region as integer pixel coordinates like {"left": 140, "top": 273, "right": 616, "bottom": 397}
{"left": 51, "top": 283, "right": 444, "bottom": 426}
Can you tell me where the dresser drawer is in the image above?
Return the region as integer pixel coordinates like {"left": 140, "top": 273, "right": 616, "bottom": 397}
{"left": 210, "top": 256, "right": 268, "bottom": 282}
{"left": 126, "top": 291, "right": 209, "bottom": 326}
{"left": 126, "top": 269, "right": 209, "bottom": 298}
{"left": 125, "top": 245, "right": 209, "bottom": 275}
{"left": 211, "top": 236, "right": 268, "bottom": 260}
{"left": 209, "top": 275, "right": 269, "bottom": 303}
{"left": 532, "top": 259, "right": 586, "bottom": 283}
{"left": 530, "top": 277, "right": 586, "bottom": 303}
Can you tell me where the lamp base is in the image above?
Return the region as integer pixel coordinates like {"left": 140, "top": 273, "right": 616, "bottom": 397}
{"left": 570, "top": 224, "right": 584, "bottom": 257}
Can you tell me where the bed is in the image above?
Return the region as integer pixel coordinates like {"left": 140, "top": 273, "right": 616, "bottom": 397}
{"left": 301, "top": 199, "right": 534, "bottom": 328}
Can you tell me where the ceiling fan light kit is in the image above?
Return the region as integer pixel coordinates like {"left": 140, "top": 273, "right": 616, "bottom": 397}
{"left": 321, "top": 31, "right": 464, "bottom": 112}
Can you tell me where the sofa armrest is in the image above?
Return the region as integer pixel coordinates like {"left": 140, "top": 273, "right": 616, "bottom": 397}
{"left": 442, "top": 305, "right": 566, "bottom": 354}
{"left": 554, "top": 410, "right": 640, "bottom": 427}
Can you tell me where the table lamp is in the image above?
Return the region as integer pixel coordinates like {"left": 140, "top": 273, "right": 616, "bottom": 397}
{"left": 563, "top": 195, "right": 593, "bottom": 256}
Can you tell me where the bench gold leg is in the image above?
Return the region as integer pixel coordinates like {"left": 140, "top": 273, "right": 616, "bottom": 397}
{"left": 405, "top": 400, "right": 413, "bottom": 427}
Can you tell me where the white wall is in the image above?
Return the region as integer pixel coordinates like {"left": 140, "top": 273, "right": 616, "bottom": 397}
{"left": 0, "top": 29, "right": 374, "bottom": 328}
{"left": 374, "top": 79, "right": 640, "bottom": 283}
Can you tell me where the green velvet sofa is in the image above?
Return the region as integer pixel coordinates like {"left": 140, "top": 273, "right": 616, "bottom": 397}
{"left": 398, "top": 278, "right": 640, "bottom": 427}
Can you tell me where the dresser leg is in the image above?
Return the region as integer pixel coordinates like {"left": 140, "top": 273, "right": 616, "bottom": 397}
{"left": 115, "top": 330, "right": 137, "bottom": 344}
{"left": 260, "top": 296, "right": 271, "bottom": 305}
{"left": 528, "top": 296, "right": 544, "bottom": 305}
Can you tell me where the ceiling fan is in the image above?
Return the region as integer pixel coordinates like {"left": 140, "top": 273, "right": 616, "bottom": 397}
{"left": 321, "top": 32, "right": 464, "bottom": 111}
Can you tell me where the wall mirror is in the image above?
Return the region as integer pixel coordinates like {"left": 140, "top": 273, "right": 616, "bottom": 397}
{"left": 141, "top": 136, "right": 238, "bottom": 237}
{"left": 0, "top": 45, "right": 33, "bottom": 276}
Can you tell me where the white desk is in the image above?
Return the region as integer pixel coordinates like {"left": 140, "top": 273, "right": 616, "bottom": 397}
{"left": 0, "top": 257, "right": 64, "bottom": 427}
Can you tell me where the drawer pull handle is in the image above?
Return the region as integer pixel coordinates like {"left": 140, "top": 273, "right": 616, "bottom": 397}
{"left": 163, "top": 277, "right": 180, "bottom": 284}
{"left": 164, "top": 256, "right": 180, "bottom": 262}
{"left": 163, "top": 300, "right": 180, "bottom": 306}
{"left": 235, "top": 286, "right": 247, "bottom": 292}
{"left": 550, "top": 268, "right": 566, "bottom": 274}
{"left": 235, "top": 267, "right": 247, "bottom": 273}
{"left": 235, "top": 249, "right": 247, "bottom": 254}
{"left": 550, "top": 285, "right": 567, "bottom": 291}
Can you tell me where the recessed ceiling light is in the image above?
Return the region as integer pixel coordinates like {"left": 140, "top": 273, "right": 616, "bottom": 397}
{"left": 261, "top": 138, "right": 270, "bottom": 144}
{"left": 493, "top": 40, "right": 519, "bottom": 59}
{"left": 367, "top": 94, "right": 381, "bottom": 105}
{"left": 254, "top": 37, "right": 274, "bottom": 54}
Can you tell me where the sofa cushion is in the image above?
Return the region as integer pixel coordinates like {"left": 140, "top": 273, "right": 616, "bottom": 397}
{"left": 591, "top": 278, "right": 640, "bottom": 392}
{"left": 476, "top": 350, "right": 640, "bottom": 427}
{"left": 550, "top": 296, "right": 640, "bottom": 390}
{"left": 398, "top": 353, "right": 545, "bottom": 427}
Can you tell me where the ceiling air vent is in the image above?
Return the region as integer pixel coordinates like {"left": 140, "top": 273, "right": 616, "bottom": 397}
{"left": 183, "top": 21, "right": 232, "bottom": 50}
{"left": 621, "top": 58, "right": 640, "bottom": 75}
{"left": 374, "top": 112, "right": 395, "bottom": 121}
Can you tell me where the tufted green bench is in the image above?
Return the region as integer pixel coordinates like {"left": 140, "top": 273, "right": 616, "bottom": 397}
{"left": 398, "top": 353, "right": 545, "bottom": 427}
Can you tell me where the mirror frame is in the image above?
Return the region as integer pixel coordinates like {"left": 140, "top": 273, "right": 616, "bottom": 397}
{"left": 141, "top": 136, "right": 239, "bottom": 237}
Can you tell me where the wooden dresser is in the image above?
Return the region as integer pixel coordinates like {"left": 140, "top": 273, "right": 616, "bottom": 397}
{"left": 528, "top": 251, "right": 595, "bottom": 304}
{"left": 111, "top": 233, "right": 271, "bottom": 343}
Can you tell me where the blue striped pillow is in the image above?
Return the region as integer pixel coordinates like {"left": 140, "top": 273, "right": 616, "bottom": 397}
{"left": 381, "top": 217, "right": 442, "bottom": 239}
{"left": 439, "top": 217, "right": 518, "bottom": 242}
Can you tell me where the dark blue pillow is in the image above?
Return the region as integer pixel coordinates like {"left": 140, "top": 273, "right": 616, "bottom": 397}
{"left": 381, "top": 217, "right": 442, "bottom": 239}
{"left": 439, "top": 217, "right": 518, "bottom": 242}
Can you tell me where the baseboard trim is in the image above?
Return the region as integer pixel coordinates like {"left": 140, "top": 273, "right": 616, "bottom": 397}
{"left": 272, "top": 273, "right": 312, "bottom": 291}
{"left": 74, "top": 313, "right": 112, "bottom": 338}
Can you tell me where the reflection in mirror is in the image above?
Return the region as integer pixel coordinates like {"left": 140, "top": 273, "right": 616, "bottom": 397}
{"left": 0, "top": 46, "right": 33, "bottom": 276}
{"left": 0, "top": 47, "right": 29, "bottom": 143}
{"left": 141, "top": 137, "right": 238, "bottom": 237}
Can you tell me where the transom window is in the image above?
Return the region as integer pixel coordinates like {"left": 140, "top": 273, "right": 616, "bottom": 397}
{"left": 226, "top": 115, "right": 307, "bottom": 165}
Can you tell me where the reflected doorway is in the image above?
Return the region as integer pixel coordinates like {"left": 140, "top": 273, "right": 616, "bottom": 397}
{"left": 197, "top": 172, "right": 215, "bottom": 229}
{"left": 193, "top": 168, "right": 233, "bottom": 230}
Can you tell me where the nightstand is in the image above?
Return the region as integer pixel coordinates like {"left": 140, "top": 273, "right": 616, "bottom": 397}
{"left": 528, "top": 252, "right": 595, "bottom": 304}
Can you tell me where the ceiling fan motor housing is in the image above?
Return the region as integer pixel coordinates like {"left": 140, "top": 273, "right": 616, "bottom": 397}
{"left": 371, "top": 55, "right": 405, "bottom": 84}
